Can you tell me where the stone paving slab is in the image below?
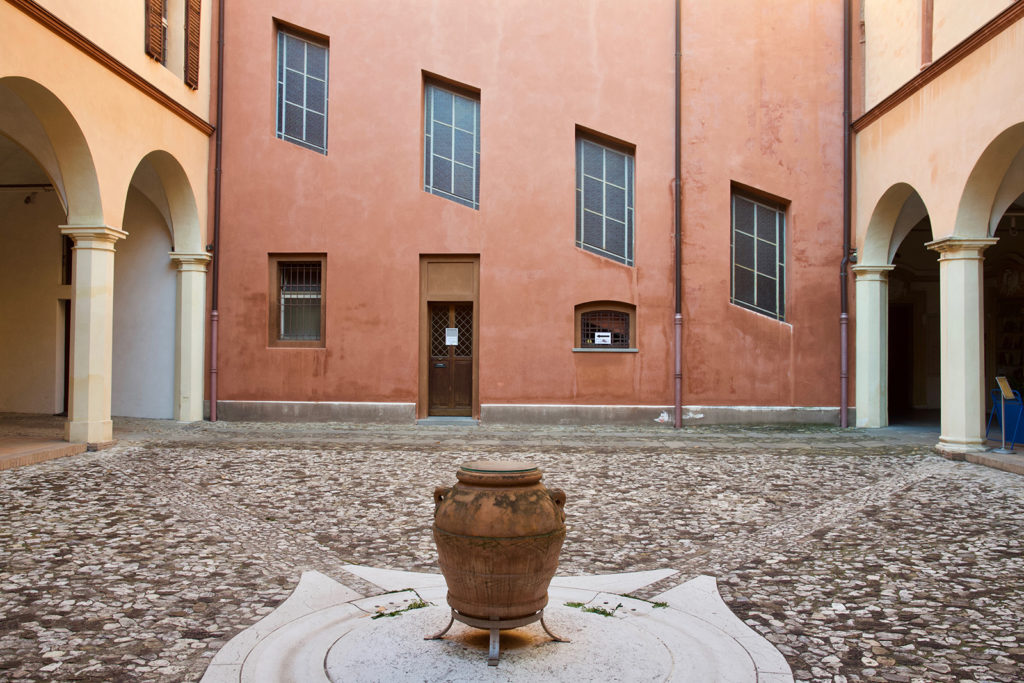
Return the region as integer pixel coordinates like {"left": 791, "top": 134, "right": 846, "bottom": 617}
{"left": 0, "top": 416, "right": 1021, "bottom": 682}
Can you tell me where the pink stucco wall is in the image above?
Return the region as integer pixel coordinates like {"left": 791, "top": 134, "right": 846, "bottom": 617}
{"left": 215, "top": 0, "right": 844, "bottom": 412}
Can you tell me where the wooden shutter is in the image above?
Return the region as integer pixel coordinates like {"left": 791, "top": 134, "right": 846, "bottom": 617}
{"left": 144, "top": 0, "right": 165, "bottom": 61}
{"left": 184, "top": 0, "right": 202, "bottom": 89}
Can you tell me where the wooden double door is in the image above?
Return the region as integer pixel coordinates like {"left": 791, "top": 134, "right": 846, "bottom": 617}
{"left": 428, "top": 302, "right": 473, "bottom": 416}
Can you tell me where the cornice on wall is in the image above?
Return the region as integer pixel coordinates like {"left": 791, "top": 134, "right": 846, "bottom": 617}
{"left": 6, "top": 0, "right": 214, "bottom": 136}
{"left": 853, "top": 1, "right": 1024, "bottom": 133}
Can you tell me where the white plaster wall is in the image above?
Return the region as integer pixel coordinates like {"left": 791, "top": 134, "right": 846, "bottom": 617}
{"left": 933, "top": 0, "right": 1012, "bottom": 59}
{"left": 863, "top": 0, "right": 921, "bottom": 109}
{"left": 0, "top": 191, "right": 68, "bottom": 413}
{"left": 111, "top": 189, "right": 176, "bottom": 418}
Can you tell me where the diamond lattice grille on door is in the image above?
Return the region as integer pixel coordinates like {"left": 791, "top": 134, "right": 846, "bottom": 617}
{"left": 453, "top": 305, "right": 473, "bottom": 357}
{"left": 431, "top": 308, "right": 449, "bottom": 358}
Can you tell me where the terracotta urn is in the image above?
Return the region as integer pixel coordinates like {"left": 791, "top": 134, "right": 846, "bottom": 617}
{"left": 432, "top": 460, "right": 567, "bottom": 620}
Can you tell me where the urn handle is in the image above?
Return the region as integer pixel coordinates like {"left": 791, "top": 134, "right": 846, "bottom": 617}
{"left": 550, "top": 488, "right": 566, "bottom": 508}
{"left": 433, "top": 486, "right": 451, "bottom": 514}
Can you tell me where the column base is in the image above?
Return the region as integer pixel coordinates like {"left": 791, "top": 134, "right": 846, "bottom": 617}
{"left": 935, "top": 435, "right": 986, "bottom": 456}
{"left": 66, "top": 419, "right": 113, "bottom": 444}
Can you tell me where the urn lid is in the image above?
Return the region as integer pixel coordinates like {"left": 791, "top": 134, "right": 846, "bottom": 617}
{"left": 456, "top": 460, "right": 542, "bottom": 486}
{"left": 460, "top": 460, "right": 537, "bottom": 473}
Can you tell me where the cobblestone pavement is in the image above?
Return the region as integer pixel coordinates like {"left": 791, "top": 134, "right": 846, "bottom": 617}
{"left": 1, "top": 416, "right": 1022, "bottom": 682}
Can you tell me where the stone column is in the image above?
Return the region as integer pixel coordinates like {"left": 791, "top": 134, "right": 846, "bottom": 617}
{"left": 926, "top": 236, "right": 998, "bottom": 453}
{"left": 853, "top": 265, "right": 895, "bottom": 428}
{"left": 170, "top": 252, "right": 211, "bottom": 422}
{"left": 60, "top": 225, "right": 128, "bottom": 444}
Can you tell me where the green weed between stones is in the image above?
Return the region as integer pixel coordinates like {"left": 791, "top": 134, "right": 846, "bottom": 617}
{"left": 371, "top": 592, "right": 432, "bottom": 619}
{"left": 624, "top": 593, "right": 668, "bottom": 608}
{"left": 564, "top": 601, "right": 624, "bottom": 617}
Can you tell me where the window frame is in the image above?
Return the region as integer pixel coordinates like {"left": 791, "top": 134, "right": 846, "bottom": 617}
{"left": 730, "top": 188, "right": 787, "bottom": 321}
{"left": 423, "top": 78, "right": 481, "bottom": 209}
{"left": 268, "top": 254, "right": 326, "bottom": 348}
{"left": 575, "top": 132, "right": 636, "bottom": 267}
{"left": 275, "top": 27, "right": 330, "bottom": 154}
{"left": 573, "top": 301, "right": 638, "bottom": 352}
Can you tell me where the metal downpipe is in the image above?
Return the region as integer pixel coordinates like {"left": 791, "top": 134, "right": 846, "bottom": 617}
{"left": 840, "top": 0, "right": 852, "bottom": 428}
{"left": 209, "top": 0, "right": 225, "bottom": 421}
{"left": 673, "top": 0, "right": 684, "bottom": 428}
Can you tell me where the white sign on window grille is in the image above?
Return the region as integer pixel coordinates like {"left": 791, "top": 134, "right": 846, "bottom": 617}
{"left": 446, "top": 328, "right": 459, "bottom": 346}
{"left": 594, "top": 332, "right": 612, "bottom": 345}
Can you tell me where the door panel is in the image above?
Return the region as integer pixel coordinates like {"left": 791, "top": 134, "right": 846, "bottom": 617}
{"left": 428, "top": 302, "right": 473, "bottom": 416}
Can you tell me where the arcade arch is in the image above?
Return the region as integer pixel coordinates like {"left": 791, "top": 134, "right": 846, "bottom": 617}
{"left": 855, "top": 124, "right": 1024, "bottom": 452}
{"left": 0, "top": 78, "right": 208, "bottom": 443}
{"left": 113, "top": 151, "right": 208, "bottom": 421}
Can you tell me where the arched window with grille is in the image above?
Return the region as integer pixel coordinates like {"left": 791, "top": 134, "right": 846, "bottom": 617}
{"left": 574, "top": 302, "right": 637, "bottom": 351}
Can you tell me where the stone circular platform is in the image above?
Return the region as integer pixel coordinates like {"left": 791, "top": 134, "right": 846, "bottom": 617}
{"left": 200, "top": 567, "right": 793, "bottom": 682}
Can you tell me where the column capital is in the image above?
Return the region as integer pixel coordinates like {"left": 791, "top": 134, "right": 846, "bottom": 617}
{"left": 169, "top": 251, "right": 212, "bottom": 271}
{"left": 925, "top": 236, "right": 998, "bottom": 258}
{"left": 852, "top": 264, "right": 895, "bottom": 280}
{"left": 60, "top": 225, "right": 128, "bottom": 248}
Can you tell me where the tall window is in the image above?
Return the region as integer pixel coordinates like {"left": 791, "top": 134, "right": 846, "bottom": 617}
{"left": 576, "top": 135, "right": 635, "bottom": 266}
{"left": 269, "top": 256, "right": 325, "bottom": 347}
{"left": 424, "top": 82, "right": 480, "bottom": 209}
{"left": 731, "top": 190, "right": 786, "bottom": 320}
{"left": 276, "top": 30, "right": 329, "bottom": 154}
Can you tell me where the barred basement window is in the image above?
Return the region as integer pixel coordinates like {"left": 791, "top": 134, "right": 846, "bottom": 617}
{"left": 424, "top": 81, "right": 480, "bottom": 209}
{"left": 731, "top": 190, "right": 786, "bottom": 320}
{"left": 576, "top": 134, "right": 635, "bottom": 266}
{"left": 574, "top": 302, "right": 637, "bottom": 351}
{"left": 269, "top": 256, "right": 325, "bottom": 347}
{"left": 276, "top": 29, "right": 329, "bottom": 153}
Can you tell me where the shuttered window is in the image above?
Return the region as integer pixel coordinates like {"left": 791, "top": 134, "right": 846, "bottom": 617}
{"left": 183, "top": 0, "right": 201, "bottom": 89}
{"left": 731, "top": 191, "right": 786, "bottom": 320}
{"left": 144, "top": 0, "right": 165, "bottom": 62}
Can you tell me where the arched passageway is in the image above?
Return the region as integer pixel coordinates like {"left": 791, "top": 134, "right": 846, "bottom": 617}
{"left": 113, "top": 151, "right": 208, "bottom": 421}
{"left": 1, "top": 78, "right": 209, "bottom": 442}
{"left": 0, "top": 77, "right": 113, "bottom": 444}
{"left": 0, "top": 133, "right": 72, "bottom": 416}
{"left": 887, "top": 211, "right": 940, "bottom": 427}
{"left": 856, "top": 122, "right": 1024, "bottom": 453}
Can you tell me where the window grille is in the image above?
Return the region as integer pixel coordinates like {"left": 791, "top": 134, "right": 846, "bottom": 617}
{"left": 278, "top": 261, "right": 322, "bottom": 341}
{"left": 580, "top": 310, "right": 630, "bottom": 348}
{"left": 276, "top": 31, "right": 329, "bottom": 153}
{"left": 424, "top": 83, "right": 480, "bottom": 209}
{"left": 576, "top": 137, "right": 635, "bottom": 266}
{"left": 430, "top": 308, "right": 449, "bottom": 358}
{"left": 731, "top": 192, "right": 785, "bottom": 320}
{"left": 430, "top": 304, "right": 473, "bottom": 357}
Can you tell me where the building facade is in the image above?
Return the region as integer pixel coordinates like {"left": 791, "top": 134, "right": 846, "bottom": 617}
{"left": 0, "top": 0, "right": 214, "bottom": 443}
{"left": 852, "top": 0, "right": 1024, "bottom": 451}
{"left": 211, "top": 0, "right": 846, "bottom": 425}
{"left": 10, "top": 1, "right": 1015, "bottom": 442}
